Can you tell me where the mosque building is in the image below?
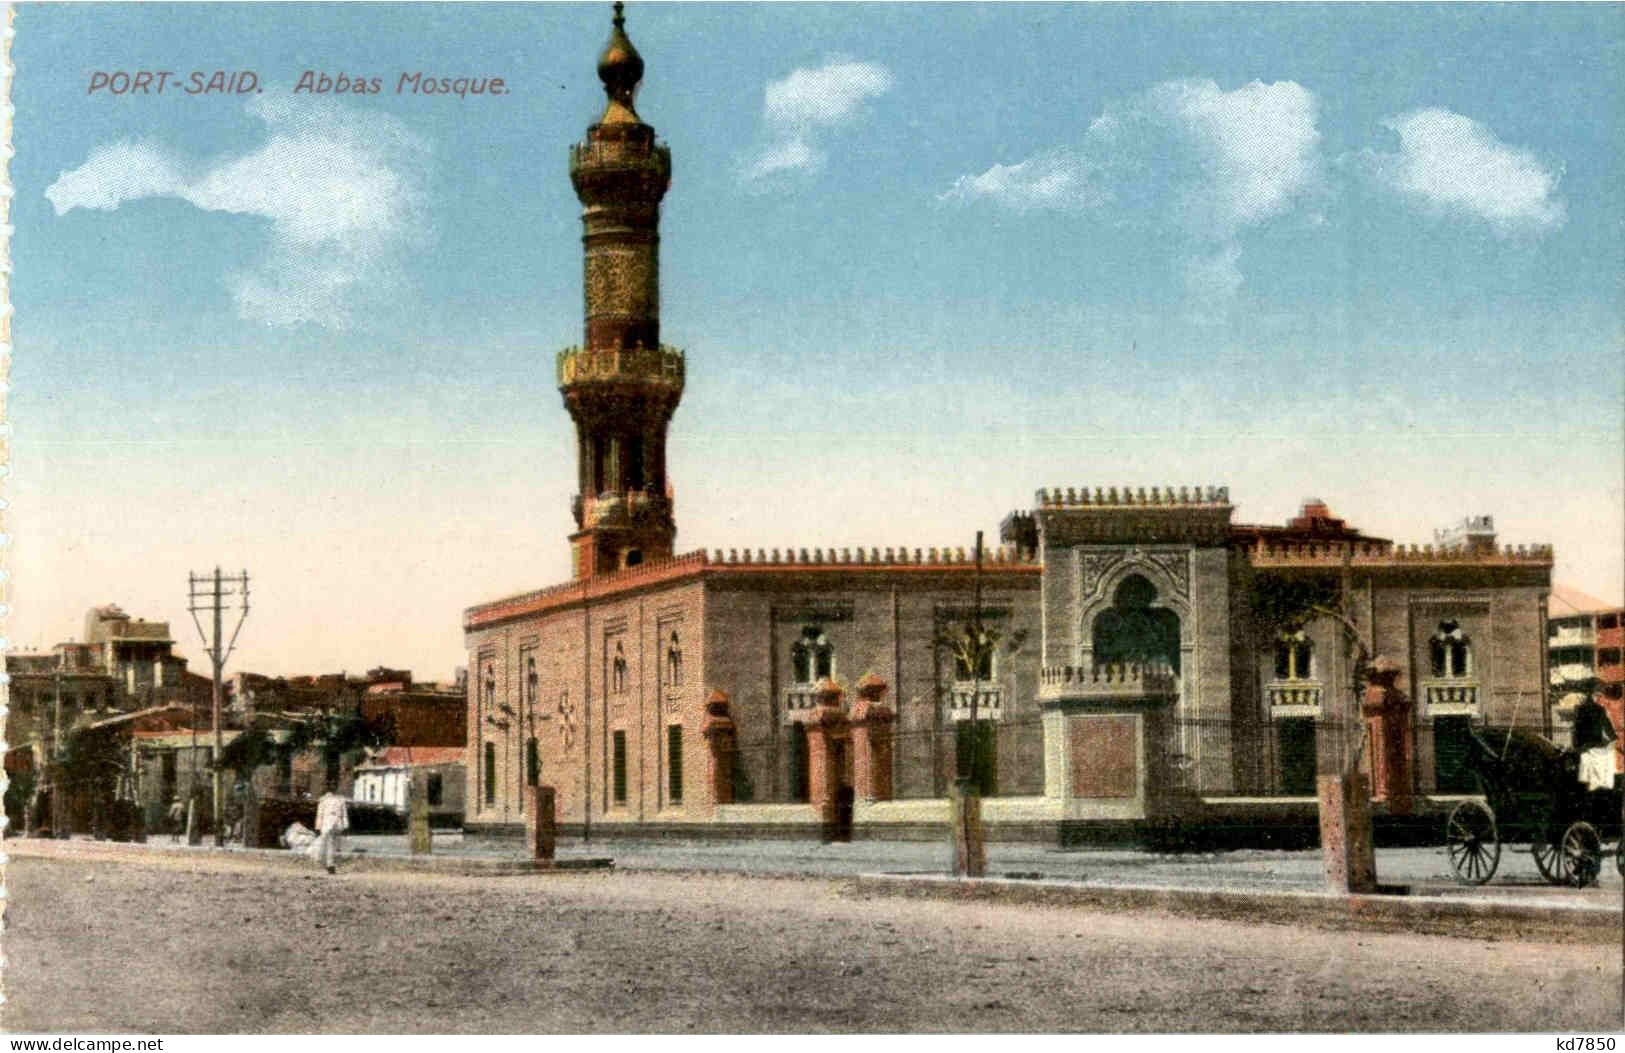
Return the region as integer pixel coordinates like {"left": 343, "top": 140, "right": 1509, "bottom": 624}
{"left": 461, "top": 7, "right": 1554, "bottom": 840}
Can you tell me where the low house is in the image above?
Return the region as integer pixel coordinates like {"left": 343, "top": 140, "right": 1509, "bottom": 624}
{"left": 351, "top": 746, "right": 466, "bottom": 825}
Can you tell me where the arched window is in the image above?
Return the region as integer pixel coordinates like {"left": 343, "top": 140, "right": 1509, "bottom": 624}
{"left": 1430, "top": 620, "right": 1473, "bottom": 678}
{"left": 612, "top": 642, "right": 628, "bottom": 694}
{"left": 1092, "top": 575, "right": 1181, "bottom": 674}
{"left": 525, "top": 737, "right": 540, "bottom": 787}
{"left": 525, "top": 656, "right": 538, "bottom": 706}
{"left": 792, "top": 627, "right": 833, "bottom": 684}
{"left": 666, "top": 632, "right": 683, "bottom": 686}
{"left": 1274, "top": 632, "right": 1314, "bottom": 681}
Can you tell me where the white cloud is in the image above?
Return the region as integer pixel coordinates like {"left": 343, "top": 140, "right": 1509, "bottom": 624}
{"left": 939, "top": 153, "right": 1105, "bottom": 212}
{"left": 943, "top": 78, "right": 1323, "bottom": 311}
{"left": 1144, "top": 79, "right": 1321, "bottom": 237}
{"left": 741, "top": 58, "right": 893, "bottom": 184}
{"left": 743, "top": 137, "right": 820, "bottom": 182}
{"left": 1361, "top": 107, "right": 1564, "bottom": 235}
{"left": 46, "top": 93, "right": 430, "bottom": 329}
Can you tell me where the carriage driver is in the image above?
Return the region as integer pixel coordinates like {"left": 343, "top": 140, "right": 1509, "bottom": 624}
{"left": 1572, "top": 693, "right": 1618, "bottom": 792}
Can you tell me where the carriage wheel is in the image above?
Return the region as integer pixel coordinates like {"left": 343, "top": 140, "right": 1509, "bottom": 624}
{"left": 1445, "top": 800, "right": 1501, "bottom": 885}
{"left": 1533, "top": 839, "right": 1565, "bottom": 885}
{"left": 1559, "top": 821, "right": 1603, "bottom": 888}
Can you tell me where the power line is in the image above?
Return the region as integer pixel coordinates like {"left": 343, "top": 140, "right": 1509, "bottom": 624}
{"left": 188, "top": 567, "right": 250, "bottom": 847}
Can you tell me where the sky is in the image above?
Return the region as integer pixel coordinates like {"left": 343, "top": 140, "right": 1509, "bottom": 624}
{"left": 9, "top": 3, "right": 1624, "bottom": 679}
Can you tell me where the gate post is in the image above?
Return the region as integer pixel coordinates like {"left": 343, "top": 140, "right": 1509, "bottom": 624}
{"left": 1361, "top": 657, "right": 1414, "bottom": 816}
{"left": 702, "top": 689, "right": 737, "bottom": 808}
{"left": 850, "top": 673, "right": 894, "bottom": 803}
{"left": 804, "top": 678, "right": 848, "bottom": 841}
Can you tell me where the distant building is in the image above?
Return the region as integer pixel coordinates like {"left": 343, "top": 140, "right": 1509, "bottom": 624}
{"left": 351, "top": 746, "right": 466, "bottom": 825}
{"left": 6, "top": 604, "right": 211, "bottom": 785}
{"left": 1547, "top": 585, "right": 1625, "bottom": 761}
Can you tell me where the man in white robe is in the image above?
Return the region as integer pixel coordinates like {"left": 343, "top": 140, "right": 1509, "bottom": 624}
{"left": 313, "top": 790, "right": 350, "bottom": 874}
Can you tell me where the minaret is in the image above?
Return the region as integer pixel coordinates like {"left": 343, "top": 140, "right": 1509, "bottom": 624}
{"left": 558, "top": 3, "right": 684, "bottom": 579}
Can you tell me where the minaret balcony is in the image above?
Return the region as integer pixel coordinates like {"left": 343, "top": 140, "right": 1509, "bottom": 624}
{"left": 570, "top": 137, "right": 671, "bottom": 178}
{"left": 580, "top": 489, "right": 673, "bottom": 530}
{"left": 557, "top": 345, "right": 685, "bottom": 390}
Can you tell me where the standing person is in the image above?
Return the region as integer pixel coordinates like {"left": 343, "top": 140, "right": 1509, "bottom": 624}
{"left": 313, "top": 789, "right": 349, "bottom": 874}
{"left": 167, "top": 797, "right": 186, "bottom": 843}
{"left": 1572, "top": 693, "right": 1617, "bottom": 792}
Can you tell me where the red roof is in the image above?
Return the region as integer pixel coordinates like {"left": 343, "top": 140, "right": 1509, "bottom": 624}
{"left": 361, "top": 746, "right": 465, "bottom": 768}
{"left": 1551, "top": 584, "right": 1620, "bottom": 617}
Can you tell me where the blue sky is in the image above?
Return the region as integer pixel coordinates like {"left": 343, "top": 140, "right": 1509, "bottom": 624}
{"left": 11, "top": 3, "right": 1623, "bottom": 677}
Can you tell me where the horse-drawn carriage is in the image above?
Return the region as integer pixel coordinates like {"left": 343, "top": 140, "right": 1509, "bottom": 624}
{"left": 1443, "top": 725, "right": 1624, "bottom": 887}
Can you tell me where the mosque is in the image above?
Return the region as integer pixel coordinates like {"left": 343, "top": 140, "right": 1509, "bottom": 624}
{"left": 461, "top": 7, "right": 1554, "bottom": 840}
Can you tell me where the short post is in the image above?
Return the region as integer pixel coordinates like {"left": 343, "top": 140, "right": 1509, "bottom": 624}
{"left": 527, "top": 784, "right": 557, "bottom": 862}
{"left": 241, "top": 782, "right": 260, "bottom": 848}
{"left": 1318, "top": 771, "right": 1376, "bottom": 893}
{"left": 185, "top": 792, "right": 202, "bottom": 846}
{"left": 409, "top": 775, "right": 433, "bottom": 855}
{"left": 949, "top": 777, "right": 986, "bottom": 878}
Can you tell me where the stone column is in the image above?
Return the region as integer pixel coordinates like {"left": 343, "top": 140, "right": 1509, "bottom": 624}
{"left": 1361, "top": 657, "right": 1414, "bottom": 816}
{"left": 702, "top": 689, "right": 737, "bottom": 808}
{"left": 850, "top": 673, "right": 894, "bottom": 802}
{"left": 804, "top": 678, "right": 848, "bottom": 840}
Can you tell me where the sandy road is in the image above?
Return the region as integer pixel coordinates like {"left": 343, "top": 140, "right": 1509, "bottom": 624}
{"left": 4, "top": 849, "right": 1620, "bottom": 1033}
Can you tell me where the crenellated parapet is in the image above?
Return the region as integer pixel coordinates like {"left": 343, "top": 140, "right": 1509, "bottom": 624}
{"left": 703, "top": 544, "right": 1034, "bottom": 567}
{"left": 1246, "top": 537, "right": 1553, "bottom": 568}
{"left": 1037, "top": 485, "right": 1230, "bottom": 508}
{"left": 1034, "top": 484, "right": 1234, "bottom": 547}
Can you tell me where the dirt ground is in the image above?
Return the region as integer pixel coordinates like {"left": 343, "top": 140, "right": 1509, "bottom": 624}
{"left": 5, "top": 849, "right": 1620, "bottom": 1033}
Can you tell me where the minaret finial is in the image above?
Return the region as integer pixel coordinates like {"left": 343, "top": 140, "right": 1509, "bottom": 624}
{"left": 597, "top": 1, "right": 644, "bottom": 121}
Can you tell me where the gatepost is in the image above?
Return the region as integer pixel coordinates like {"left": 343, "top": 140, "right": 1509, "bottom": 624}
{"left": 804, "top": 678, "right": 848, "bottom": 841}
{"left": 850, "top": 673, "right": 894, "bottom": 803}
{"left": 702, "top": 689, "right": 737, "bottom": 807}
{"left": 1361, "top": 657, "right": 1414, "bottom": 816}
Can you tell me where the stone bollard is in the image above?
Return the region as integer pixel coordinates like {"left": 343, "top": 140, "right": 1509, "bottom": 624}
{"left": 1318, "top": 772, "right": 1376, "bottom": 893}
{"left": 409, "top": 776, "right": 433, "bottom": 855}
{"left": 186, "top": 794, "right": 202, "bottom": 846}
{"left": 949, "top": 777, "right": 986, "bottom": 878}
{"left": 527, "top": 784, "right": 557, "bottom": 862}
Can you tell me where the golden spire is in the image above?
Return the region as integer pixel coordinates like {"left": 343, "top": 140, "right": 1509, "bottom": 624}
{"left": 596, "top": 1, "right": 645, "bottom": 124}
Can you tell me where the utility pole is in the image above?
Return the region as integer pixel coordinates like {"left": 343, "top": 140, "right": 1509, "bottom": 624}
{"left": 189, "top": 567, "right": 250, "bottom": 847}
{"left": 51, "top": 663, "right": 64, "bottom": 837}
